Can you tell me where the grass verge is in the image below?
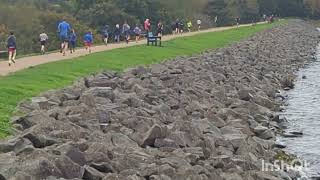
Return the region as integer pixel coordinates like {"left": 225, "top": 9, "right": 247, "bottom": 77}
{"left": 0, "top": 22, "right": 282, "bottom": 138}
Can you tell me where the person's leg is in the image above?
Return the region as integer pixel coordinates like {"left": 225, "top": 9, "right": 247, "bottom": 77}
{"left": 62, "top": 41, "right": 68, "bottom": 56}
{"left": 65, "top": 42, "right": 68, "bottom": 52}
{"left": 12, "top": 49, "right": 16, "bottom": 62}
{"left": 41, "top": 42, "right": 45, "bottom": 54}
{"left": 104, "top": 37, "right": 108, "bottom": 45}
{"left": 60, "top": 36, "right": 65, "bottom": 53}
{"left": 60, "top": 42, "right": 64, "bottom": 53}
{"left": 70, "top": 42, "right": 73, "bottom": 53}
{"left": 8, "top": 50, "right": 12, "bottom": 66}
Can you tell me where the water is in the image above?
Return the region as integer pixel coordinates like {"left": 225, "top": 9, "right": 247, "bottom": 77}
{"left": 279, "top": 44, "right": 320, "bottom": 179}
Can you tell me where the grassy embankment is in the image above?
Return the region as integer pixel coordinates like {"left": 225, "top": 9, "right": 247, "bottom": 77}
{"left": 0, "top": 22, "right": 282, "bottom": 138}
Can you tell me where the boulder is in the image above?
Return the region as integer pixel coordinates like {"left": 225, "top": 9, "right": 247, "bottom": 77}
{"left": 83, "top": 166, "right": 105, "bottom": 180}
{"left": 238, "top": 89, "right": 254, "bottom": 101}
{"left": 140, "top": 124, "right": 165, "bottom": 147}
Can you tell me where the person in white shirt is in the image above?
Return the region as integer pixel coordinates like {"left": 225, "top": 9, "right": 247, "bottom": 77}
{"left": 197, "top": 19, "right": 202, "bottom": 31}
{"left": 39, "top": 32, "right": 49, "bottom": 55}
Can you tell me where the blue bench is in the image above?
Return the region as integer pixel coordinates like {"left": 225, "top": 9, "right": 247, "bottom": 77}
{"left": 147, "top": 32, "right": 161, "bottom": 47}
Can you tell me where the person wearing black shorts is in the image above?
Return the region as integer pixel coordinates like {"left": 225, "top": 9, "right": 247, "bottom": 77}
{"left": 235, "top": 17, "right": 240, "bottom": 27}
{"left": 39, "top": 32, "right": 48, "bottom": 55}
{"left": 157, "top": 21, "right": 164, "bottom": 37}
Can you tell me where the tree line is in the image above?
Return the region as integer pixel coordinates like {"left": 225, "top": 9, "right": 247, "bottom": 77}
{"left": 0, "top": 0, "right": 318, "bottom": 55}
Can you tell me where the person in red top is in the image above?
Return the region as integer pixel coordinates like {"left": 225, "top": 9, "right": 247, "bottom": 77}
{"left": 144, "top": 19, "right": 151, "bottom": 32}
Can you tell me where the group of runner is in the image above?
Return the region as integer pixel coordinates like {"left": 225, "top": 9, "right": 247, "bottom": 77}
{"left": 172, "top": 19, "right": 202, "bottom": 34}
{"left": 4, "top": 18, "right": 204, "bottom": 66}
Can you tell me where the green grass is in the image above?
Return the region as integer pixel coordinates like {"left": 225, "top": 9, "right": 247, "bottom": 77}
{"left": 0, "top": 22, "right": 281, "bottom": 138}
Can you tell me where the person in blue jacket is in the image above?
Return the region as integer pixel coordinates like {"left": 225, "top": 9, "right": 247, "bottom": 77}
{"left": 57, "top": 19, "right": 71, "bottom": 56}
{"left": 69, "top": 29, "right": 77, "bottom": 54}
{"left": 7, "top": 31, "right": 16, "bottom": 66}
{"left": 101, "top": 25, "right": 109, "bottom": 45}
{"left": 83, "top": 31, "right": 93, "bottom": 53}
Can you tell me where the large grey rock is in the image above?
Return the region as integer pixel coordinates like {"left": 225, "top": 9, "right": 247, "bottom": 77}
{"left": 140, "top": 124, "right": 166, "bottom": 147}
{"left": 82, "top": 166, "right": 105, "bottom": 180}
{"left": 238, "top": 89, "right": 254, "bottom": 101}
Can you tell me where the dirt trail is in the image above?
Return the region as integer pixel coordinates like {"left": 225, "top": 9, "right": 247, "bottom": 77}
{"left": 0, "top": 23, "right": 258, "bottom": 76}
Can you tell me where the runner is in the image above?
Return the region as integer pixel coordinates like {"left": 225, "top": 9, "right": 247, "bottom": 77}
{"left": 270, "top": 15, "right": 275, "bottom": 23}
{"left": 175, "top": 19, "right": 180, "bottom": 34}
{"left": 122, "top": 21, "right": 131, "bottom": 44}
{"left": 179, "top": 20, "right": 184, "bottom": 34}
{"left": 171, "top": 22, "right": 176, "bottom": 35}
{"left": 101, "top": 25, "right": 109, "bottom": 45}
{"left": 69, "top": 29, "right": 77, "bottom": 54}
{"left": 114, "top": 24, "right": 121, "bottom": 43}
{"left": 263, "top": 14, "right": 267, "bottom": 22}
{"left": 144, "top": 19, "right": 151, "bottom": 33}
{"left": 6, "top": 31, "right": 16, "bottom": 66}
{"left": 235, "top": 16, "right": 240, "bottom": 27}
{"left": 57, "top": 19, "right": 71, "bottom": 56}
{"left": 157, "top": 21, "right": 164, "bottom": 37}
{"left": 187, "top": 20, "right": 193, "bottom": 32}
{"left": 133, "top": 25, "right": 142, "bottom": 43}
{"left": 83, "top": 31, "right": 93, "bottom": 53}
{"left": 39, "top": 32, "right": 48, "bottom": 55}
{"left": 197, "top": 19, "right": 202, "bottom": 31}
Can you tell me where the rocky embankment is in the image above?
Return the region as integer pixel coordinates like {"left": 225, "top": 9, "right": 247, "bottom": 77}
{"left": 0, "top": 20, "right": 319, "bottom": 180}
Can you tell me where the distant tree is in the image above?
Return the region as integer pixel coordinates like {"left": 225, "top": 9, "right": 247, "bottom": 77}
{"left": 258, "top": 0, "right": 279, "bottom": 15}
{"left": 304, "top": 0, "right": 320, "bottom": 17}
{"left": 206, "top": 0, "right": 229, "bottom": 26}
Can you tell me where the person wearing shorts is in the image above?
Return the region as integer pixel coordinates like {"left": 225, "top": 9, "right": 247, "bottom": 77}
{"left": 235, "top": 17, "right": 240, "bottom": 27}
{"left": 114, "top": 24, "right": 121, "bottom": 43}
{"left": 144, "top": 19, "right": 151, "bottom": 32}
{"left": 69, "top": 29, "right": 77, "bottom": 53}
{"left": 122, "top": 22, "right": 131, "bottom": 44}
{"left": 83, "top": 31, "right": 93, "bottom": 53}
{"left": 179, "top": 20, "right": 184, "bottom": 34}
{"left": 6, "top": 31, "right": 16, "bottom": 66}
{"left": 175, "top": 19, "right": 180, "bottom": 34}
{"left": 101, "top": 25, "right": 109, "bottom": 45}
{"left": 157, "top": 21, "right": 164, "bottom": 37}
{"left": 187, "top": 20, "right": 193, "bottom": 32}
{"left": 197, "top": 19, "right": 202, "bottom": 31}
{"left": 171, "top": 22, "right": 176, "bottom": 35}
{"left": 57, "top": 19, "right": 71, "bottom": 56}
{"left": 39, "top": 32, "right": 48, "bottom": 55}
{"left": 133, "top": 25, "right": 141, "bottom": 43}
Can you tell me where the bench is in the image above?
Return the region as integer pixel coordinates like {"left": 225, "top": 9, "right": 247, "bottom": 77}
{"left": 147, "top": 32, "right": 161, "bottom": 47}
